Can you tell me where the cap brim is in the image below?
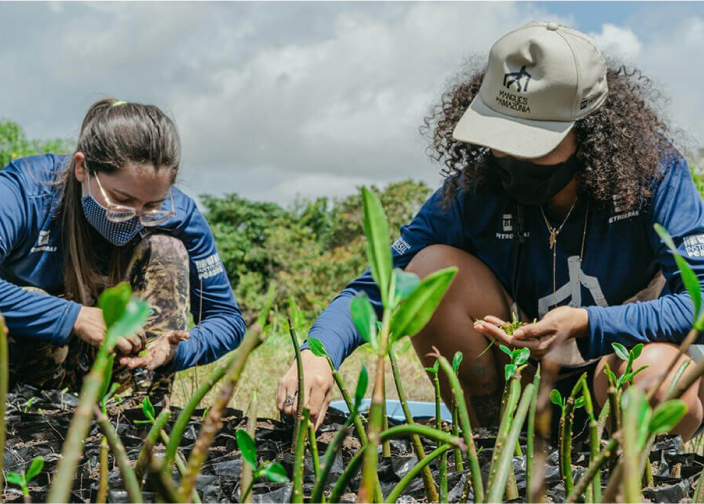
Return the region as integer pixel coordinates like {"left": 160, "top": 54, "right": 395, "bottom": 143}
{"left": 452, "top": 96, "right": 574, "bottom": 158}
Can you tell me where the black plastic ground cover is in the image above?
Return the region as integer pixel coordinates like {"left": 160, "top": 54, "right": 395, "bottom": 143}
{"left": 2, "top": 384, "right": 704, "bottom": 503}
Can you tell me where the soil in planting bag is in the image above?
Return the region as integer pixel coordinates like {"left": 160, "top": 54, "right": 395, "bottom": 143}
{"left": 253, "top": 483, "right": 292, "bottom": 504}
{"left": 643, "top": 477, "right": 691, "bottom": 502}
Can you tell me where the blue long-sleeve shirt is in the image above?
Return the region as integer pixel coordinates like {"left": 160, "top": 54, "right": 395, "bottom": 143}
{"left": 0, "top": 154, "right": 246, "bottom": 372}
{"left": 307, "top": 150, "right": 704, "bottom": 369}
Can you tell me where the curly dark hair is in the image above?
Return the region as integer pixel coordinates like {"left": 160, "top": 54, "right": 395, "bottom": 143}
{"left": 421, "top": 55, "right": 686, "bottom": 212}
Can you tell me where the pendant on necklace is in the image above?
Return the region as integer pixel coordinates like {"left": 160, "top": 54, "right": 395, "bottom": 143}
{"left": 549, "top": 230, "right": 557, "bottom": 249}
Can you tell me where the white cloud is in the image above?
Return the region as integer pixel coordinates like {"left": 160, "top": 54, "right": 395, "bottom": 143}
{"left": 590, "top": 23, "right": 642, "bottom": 62}
{"left": 3, "top": 2, "right": 703, "bottom": 205}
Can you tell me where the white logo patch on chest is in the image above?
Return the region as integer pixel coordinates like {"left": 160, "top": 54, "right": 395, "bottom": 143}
{"left": 30, "top": 230, "right": 57, "bottom": 253}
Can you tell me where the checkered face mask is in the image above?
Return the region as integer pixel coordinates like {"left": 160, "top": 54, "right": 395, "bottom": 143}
{"left": 81, "top": 192, "right": 144, "bottom": 246}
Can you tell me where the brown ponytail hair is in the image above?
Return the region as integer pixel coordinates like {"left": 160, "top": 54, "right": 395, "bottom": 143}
{"left": 59, "top": 98, "right": 181, "bottom": 305}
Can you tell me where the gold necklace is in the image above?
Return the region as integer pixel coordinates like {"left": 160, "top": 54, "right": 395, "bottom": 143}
{"left": 540, "top": 200, "right": 590, "bottom": 306}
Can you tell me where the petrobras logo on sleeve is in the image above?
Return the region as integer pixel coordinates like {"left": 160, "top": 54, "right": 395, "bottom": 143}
{"left": 392, "top": 237, "right": 411, "bottom": 255}
{"left": 684, "top": 234, "right": 704, "bottom": 258}
{"left": 195, "top": 253, "right": 225, "bottom": 280}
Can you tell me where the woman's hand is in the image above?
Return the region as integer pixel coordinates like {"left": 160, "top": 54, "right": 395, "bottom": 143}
{"left": 73, "top": 306, "right": 144, "bottom": 355}
{"left": 119, "top": 330, "right": 190, "bottom": 370}
{"left": 277, "top": 349, "right": 334, "bottom": 430}
{"left": 474, "top": 306, "right": 589, "bottom": 359}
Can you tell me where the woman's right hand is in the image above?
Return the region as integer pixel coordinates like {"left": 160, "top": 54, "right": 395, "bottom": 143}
{"left": 73, "top": 306, "right": 144, "bottom": 355}
{"left": 277, "top": 349, "right": 334, "bottom": 430}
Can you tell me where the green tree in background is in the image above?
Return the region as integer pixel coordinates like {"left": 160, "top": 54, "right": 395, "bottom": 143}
{"left": 202, "top": 180, "right": 433, "bottom": 322}
{"left": 0, "top": 119, "right": 73, "bottom": 168}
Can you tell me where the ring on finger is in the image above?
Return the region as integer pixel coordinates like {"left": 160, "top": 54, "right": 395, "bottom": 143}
{"left": 284, "top": 393, "right": 295, "bottom": 407}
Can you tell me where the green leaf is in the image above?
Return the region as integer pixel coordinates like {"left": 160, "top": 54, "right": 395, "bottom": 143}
{"left": 612, "top": 343, "right": 629, "bottom": 361}
{"left": 499, "top": 345, "right": 512, "bottom": 357}
{"left": 649, "top": 400, "right": 687, "bottom": 435}
{"left": 361, "top": 187, "right": 392, "bottom": 307}
{"left": 631, "top": 343, "right": 644, "bottom": 360}
{"left": 515, "top": 347, "right": 530, "bottom": 366}
{"left": 6, "top": 472, "right": 23, "bottom": 487}
{"left": 452, "top": 351, "right": 463, "bottom": 375}
{"left": 550, "top": 389, "right": 563, "bottom": 407}
{"left": 394, "top": 268, "right": 420, "bottom": 301}
{"left": 261, "top": 462, "right": 290, "bottom": 483}
{"left": 307, "top": 337, "right": 327, "bottom": 359}
{"left": 104, "top": 296, "right": 150, "bottom": 350}
{"left": 26, "top": 456, "right": 44, "bottom": 482}
{"left": 236, "top": 429, "right": 257, "bottom": 469}
{"left": 98, "top": 282, "right": 132, "bottom": 328}
{"left": 505, "top": 364, "right": 517, "bottom": 381}
{"left": 574, "top": 397, "right": 585, "bottom": 409}
{"left": 350, "top": 292, "right": 378, "bottom": 351}
{"left": 354, "top": 364, "right": 369, "bottom": 413}
{"left": 142, "top": 397, "right": 155, "bottom": 421}
{"left": 389, "top": 267, "right": 458, "bottom": 341}
{"left": 424, "top": 367, "right": 437, "bottom": 374}
{"left": 604, "top": 367, "right": 618, "bottom": 388}
{"left": 655, "top": 224, "right": 703, "bottom": 327}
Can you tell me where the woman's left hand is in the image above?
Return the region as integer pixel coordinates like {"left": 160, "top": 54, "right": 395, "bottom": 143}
{"left": 475, "top": 306, "right": 589, "bottom": 359}
{"left": 119, "top": 330, "right": 190, "bottom": 370}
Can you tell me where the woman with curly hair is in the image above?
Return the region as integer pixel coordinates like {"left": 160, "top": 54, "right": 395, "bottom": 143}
{"left": 278, "top": 21, "right": 704, "bottom": 439}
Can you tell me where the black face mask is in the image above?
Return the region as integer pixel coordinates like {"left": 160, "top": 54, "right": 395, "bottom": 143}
{"left": 493, "top": 153, "right": 580, "bottom": 206}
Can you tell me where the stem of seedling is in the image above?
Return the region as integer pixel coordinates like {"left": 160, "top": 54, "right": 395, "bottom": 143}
{"left": 48, "top": 338, "right": 119, "bottom": 502}
{"left": 292, "top": 408, "right": 310, "bottom": 504}
{"left": 607, "top": 386, "right": 620, "bottom": 439}
{"left": 388, "top": 345, "right": 438, "bottom": 502}
{"left": 565, "top": 437, "right": 619, "bottom": 503}
{"left": 97, "top": 436, "right": 109, "bottom": 504}
{"left": 321, "top": 349, "right": 368, "bottom": 446}
{"left": 164, "top": 289, "right": 275, "bottom": 472}
{"left": 359, "top": 307, "right": 392, "bottom": 503}
{"left": 487, "top": 373, "right": 521, "bottom": 497}
{"left": 308, "top": 421, "right": 321, "bottom": 482}
{"left": 179, "top": 325, "right": 264, "bottom": 499}
{"left": 580, "top": 376, "right": 601, "bottom": 502}
{"left": 381, "top": 393, "right": 391, "bottom": 458}
{"left": 94, "top": 406, "right": 143, "bottom": 503}
{"left": 0, "top": 315, "right": 7, "bottom": 485}
{"left": 384, "top": 444, "right": 453, "bottom": 504}
{"left": 560, "top": 375, "right": 586, "bottom": 495}
{"left": 487, "top": 383, "right": 534, "bottom": 504}
{"left": 596, "top": 400, "right": 610, "bottom": 441}
{"left": 311, "top": 423, "right": 351, "bottom": 503}
{"left": 289, "top": 319, "right": 305, "bottom": 453}
{"left": 158, "top": 430, "right": 201, "bottom": 503}
{"left": 526, "top": 367, "right": 540, "bottom": 502}
{"left": 530, "top": 358, "right": 559, "bottom": 503}
{"left": 330, "top": 424, "right": 465, "bottom": 503}
{"left": 241, "top": 393, "right": 258, "bottom": 504}
{"left": 431, "top": 365, "right": 448, "bottom": 502}
{"left": 432, "top": 350, "right": 484, "bottom": 503}
{"left": 134, "top": 409, "right": 171, "bottom": 485}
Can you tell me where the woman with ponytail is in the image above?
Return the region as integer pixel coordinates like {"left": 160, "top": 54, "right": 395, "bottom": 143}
{"left": 1, "top": 98, "right": 245, "bottom": 400}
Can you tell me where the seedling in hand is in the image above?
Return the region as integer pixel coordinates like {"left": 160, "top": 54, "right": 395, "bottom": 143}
{"left": 7, "top": 456, "right": 44, "bottom": 501}
{"left": 476, "top": 313, "right": 535, "bottom": 360}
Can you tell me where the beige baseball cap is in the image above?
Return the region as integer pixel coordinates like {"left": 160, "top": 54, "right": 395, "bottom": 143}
{"left": 452, "top": 21, "right": 608, "bottom": 158}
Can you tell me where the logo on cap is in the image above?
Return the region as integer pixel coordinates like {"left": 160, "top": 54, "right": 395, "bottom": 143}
{"left": 503, "top": 66, "right": 531, "bottom": 93}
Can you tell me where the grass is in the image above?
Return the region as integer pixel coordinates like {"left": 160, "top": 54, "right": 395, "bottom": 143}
{"left": 171, "top": 319, "right": 434, "bottom": 419}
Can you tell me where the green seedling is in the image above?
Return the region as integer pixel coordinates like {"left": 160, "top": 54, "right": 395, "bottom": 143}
{"left": 7, "top": 456, "right": 44, "bottom": 501}
{"left": 134, "top": 396, "right": 156, "bottom": 425}
{"left": 22, "top": 397, "right": 36, "bottom": 414}
{"left": 500, "top": 345, "right": 531, "bottom": 381}
{"left": 605, "top": 343, "right": 648, "bottom": 390}
{"left": 353, "top": 186, "right": 458, "bottom": 502}
{"left": 237, "top": 430, "right": 289, "bottom": 502}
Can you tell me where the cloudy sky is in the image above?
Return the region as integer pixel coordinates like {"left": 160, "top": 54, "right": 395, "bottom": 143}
{"left": 2, "top": 1, "right": 703, "bottom": 205}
